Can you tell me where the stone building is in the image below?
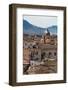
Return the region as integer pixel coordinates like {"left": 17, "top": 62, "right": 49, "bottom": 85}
{"left": 23, "top": 29, "right": 57, "bottom": 65}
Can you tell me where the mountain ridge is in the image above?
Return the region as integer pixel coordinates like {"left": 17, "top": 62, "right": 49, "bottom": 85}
{"left": 23, "top": 19, "right": 57, "bottom": 35}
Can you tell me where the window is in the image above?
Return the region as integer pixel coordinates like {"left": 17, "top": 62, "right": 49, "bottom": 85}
{"left": 41, "top": 52, "right": 46, "bottom": 59}
{"left": 48, "top": 52, "right": 52, "bottom": 57}
{"left": 49, "top": 52, "right": 52, "bottom": 55}
{"left": 54, "top": 52, "right": 56, "bottom": 56}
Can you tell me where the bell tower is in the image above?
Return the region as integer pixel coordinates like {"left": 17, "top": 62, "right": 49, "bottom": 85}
{"left": 44, "top": 29, "right": 51, "bottom": 44}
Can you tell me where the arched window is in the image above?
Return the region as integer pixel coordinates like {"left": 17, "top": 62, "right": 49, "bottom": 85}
{"left": 41, "top": 52, "right": 46, "bottom": 59}
{"left": 54, "top": 52, "right": 56, "bottom": 56}
{"left": 48, "top": 52, "right": 52, "bottom": 57}
{"left": 49, "top": 52, "right": 51, "bottom": 55}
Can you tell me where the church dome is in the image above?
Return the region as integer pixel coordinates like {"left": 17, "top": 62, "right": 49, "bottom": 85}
{"left": 45, "top": 38, "right": 51, "bottom": 44}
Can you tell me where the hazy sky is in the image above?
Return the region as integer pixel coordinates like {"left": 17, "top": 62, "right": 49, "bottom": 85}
{"left": 24, "top": 15, "right": 57, "bottom": 28}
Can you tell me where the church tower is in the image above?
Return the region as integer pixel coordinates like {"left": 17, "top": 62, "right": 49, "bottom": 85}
{"left": 44, "top": 29, "right": 51, "bottom": 44}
